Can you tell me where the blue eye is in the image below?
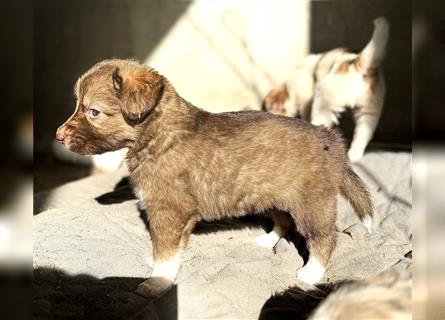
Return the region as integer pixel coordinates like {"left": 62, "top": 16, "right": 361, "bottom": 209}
{"left": 88, "top": 108, "right": 101, "bottom": 118}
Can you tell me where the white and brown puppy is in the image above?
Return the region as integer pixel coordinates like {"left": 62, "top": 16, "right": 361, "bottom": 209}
{"left": 264, "top": 17, "right": 389, "bottom": 162}
{"left": 260, "top": 268, "right": 411, "bottom": 320}
{"left": 56, "top": 59, "right": 373, "bottom": 297}
{"left": 310, "top": 269, "right": 411, "bottom": 320}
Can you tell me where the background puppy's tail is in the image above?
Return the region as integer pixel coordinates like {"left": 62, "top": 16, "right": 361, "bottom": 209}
{"left": 341, "top": 167, "right": 374, "bottom": 232}
{"left": 356, "top": 17, "right": 389, "bottom": 75}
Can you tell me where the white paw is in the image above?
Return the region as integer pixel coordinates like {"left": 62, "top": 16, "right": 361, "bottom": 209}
{"left": 135, "top": 277, "right": 174, "bottom": 298}
{"left": 255, "top": 231, "right": 280, "bottom": 248}
{"left": 297, "top": 258, "right": 325, "bottom": 285}
{"left": 312, "top": 115, "right": 333, "bottom": 128}
{"left": 362, "top": 215, "right": 372, "bottom": 233}
{"left": 348, "top": 148, "right": 364, "bottom": 163}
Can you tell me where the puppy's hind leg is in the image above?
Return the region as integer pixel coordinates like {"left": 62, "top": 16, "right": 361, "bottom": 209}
{"left": 256, "top": 211, "right": 292, "bottom": 248}
{"left": 292, "top": 198, "right": 337, "bottom": 285}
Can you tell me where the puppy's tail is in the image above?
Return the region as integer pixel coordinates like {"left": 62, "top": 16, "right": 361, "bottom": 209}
{"left": 356, "top": 17, "right": 389, "bottom": 75}
{"left": 341, "top": 167, "right": 374, "bottom": 232}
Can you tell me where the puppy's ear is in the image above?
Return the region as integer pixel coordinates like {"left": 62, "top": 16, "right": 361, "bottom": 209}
{"left": 112, "top": 67, "right": 164, "bottom": 125}
{"left": 112, "top": 68, "right": 123, "bottom": 93}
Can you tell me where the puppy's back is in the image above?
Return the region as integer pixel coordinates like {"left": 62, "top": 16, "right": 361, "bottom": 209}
{"left": 197, "top": 110, "right": 347, "bottom": 173}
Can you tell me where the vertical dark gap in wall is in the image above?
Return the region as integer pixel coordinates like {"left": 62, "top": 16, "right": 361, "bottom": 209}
{"left": 413, "top": 0, "right": 445, "bottom": 141}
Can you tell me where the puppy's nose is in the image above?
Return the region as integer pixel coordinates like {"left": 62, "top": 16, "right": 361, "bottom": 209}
{"left": 56, "top": 126, "right": 67, "bottom": 144}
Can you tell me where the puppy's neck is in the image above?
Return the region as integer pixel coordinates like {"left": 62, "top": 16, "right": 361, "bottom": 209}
{"left": 126, "top": 83, "right": 203, "bottom": 171}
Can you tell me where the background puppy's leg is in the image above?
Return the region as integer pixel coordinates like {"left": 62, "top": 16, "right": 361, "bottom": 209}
{"left": 292, "top": 197, "right": 337, "bottom": 285}
{"left": 256, "top": 211, "right": 292, "bottom": 248}
{"left": 348, "top": 108, "right": 381, "bottom": 162}
{"left": 136, "top": 212, "right": 197, "bottom": 298}
{"left": 310, "top": 92, "right": 339, "bottom": 128}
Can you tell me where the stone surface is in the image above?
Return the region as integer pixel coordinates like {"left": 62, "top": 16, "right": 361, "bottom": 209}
{"left": 34, "top": 151, "right": 412, "bottom": 319}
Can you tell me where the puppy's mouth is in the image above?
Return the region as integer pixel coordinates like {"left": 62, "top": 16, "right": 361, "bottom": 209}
{"left": 59, "top": 135, "right": 91, "bottom": 155}
{"left": 60, "top": 133, "right": 124, "bottom": 155}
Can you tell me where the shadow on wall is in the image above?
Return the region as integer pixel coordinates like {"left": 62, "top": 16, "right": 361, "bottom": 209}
{"left": 34, "top": 0, "right": 192, "bottom": 155}
{"left": 186, "top": 12, "right": 275, "bottom": 104}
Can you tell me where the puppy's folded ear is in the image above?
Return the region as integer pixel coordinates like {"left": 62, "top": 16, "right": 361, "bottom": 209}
{"left": 112, "top": 67, "right": 164, "bottom": 125}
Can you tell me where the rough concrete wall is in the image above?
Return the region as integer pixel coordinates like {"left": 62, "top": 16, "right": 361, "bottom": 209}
{"left": 142, "top": 1, "right": 311, "bottom": 112}
{"left": 35, "top": 0, "right": 410, "bottom": 154}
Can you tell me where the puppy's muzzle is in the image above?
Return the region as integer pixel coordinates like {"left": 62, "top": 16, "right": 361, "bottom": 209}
{"left": 56, "top": 125, "right": 68, "bottom": 144}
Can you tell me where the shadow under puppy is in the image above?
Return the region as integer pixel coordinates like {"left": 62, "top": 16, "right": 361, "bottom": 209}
{"left": 56, "top": 59, "right": 373, "bottom": 298}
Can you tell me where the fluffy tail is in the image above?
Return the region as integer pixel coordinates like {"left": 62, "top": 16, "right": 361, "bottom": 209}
{"left": 356, "top": 17, "right": 389, "bottom": 75}
{"left": 341, "top": 167, "right": 374, "bottom": 232}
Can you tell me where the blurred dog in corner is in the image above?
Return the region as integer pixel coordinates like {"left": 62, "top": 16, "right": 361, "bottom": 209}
{"left": 263, "top": 18, "right": 389, "bottom": 162}
{"left": 260, "top": 268, "right": 411, "bottom": 320}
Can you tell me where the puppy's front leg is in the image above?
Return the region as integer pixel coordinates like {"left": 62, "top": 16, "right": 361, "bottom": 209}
{"left": 310, "top": 92, "right": 339, "bottom": 128}
{"left": 136, "top": 211, "right": 196, "bottom": 298}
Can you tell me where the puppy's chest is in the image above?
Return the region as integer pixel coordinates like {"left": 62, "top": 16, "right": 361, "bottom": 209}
{"left": 129, "top": 158, "right": 192, "bottom": 201}
{"left": 130, "top": 156, "right": 249, "bottom": 216}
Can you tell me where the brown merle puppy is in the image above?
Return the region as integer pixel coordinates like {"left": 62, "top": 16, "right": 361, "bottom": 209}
{"left": 56, "top": 59, "right": 373, "bottom": 298}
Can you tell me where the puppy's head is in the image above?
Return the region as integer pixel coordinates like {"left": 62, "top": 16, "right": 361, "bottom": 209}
{"left": 56, "top": 59, "right": 164, "bottom": 155}
{"left": 262, "top": 84, "right": 290, "bottom": 116}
